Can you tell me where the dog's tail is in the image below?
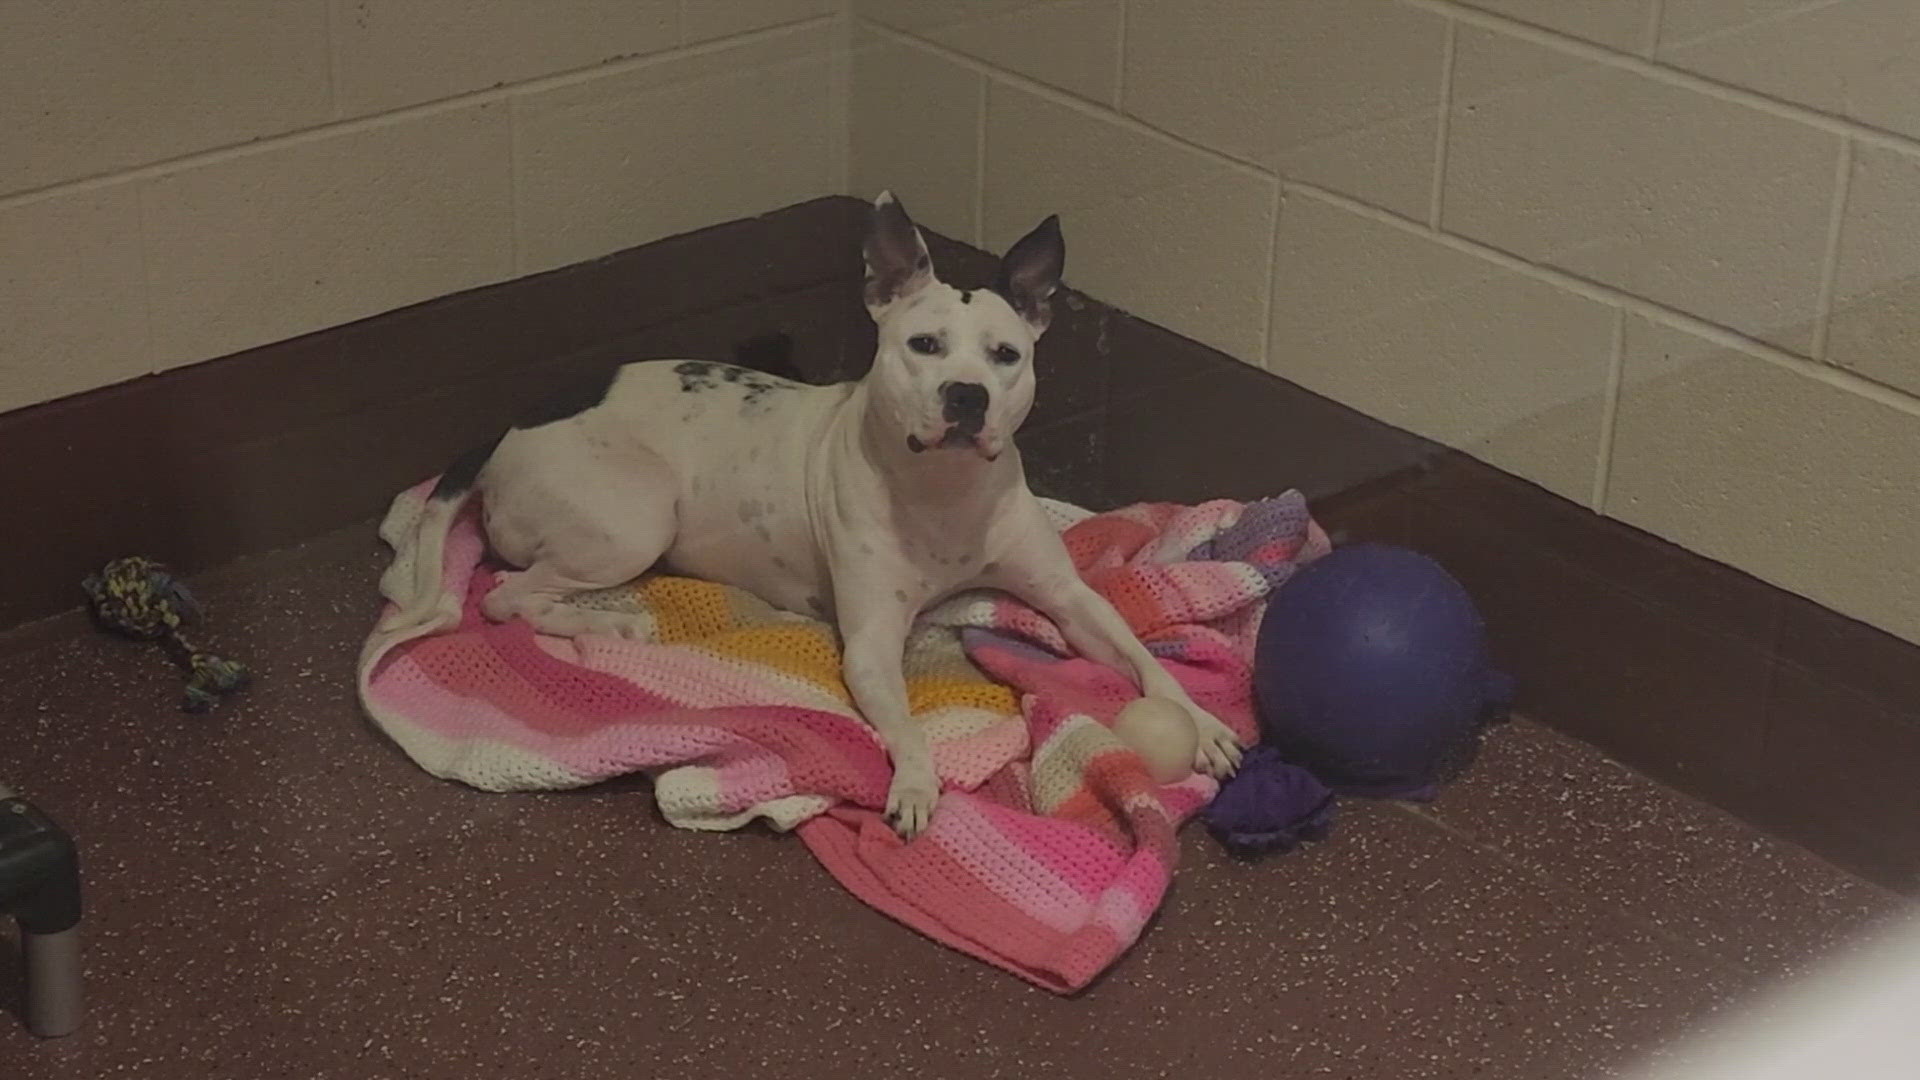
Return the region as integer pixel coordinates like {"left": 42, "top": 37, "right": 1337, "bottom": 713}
{"left": 377, "top": 436, "right": 499, "bottom": 635}
{"left": 358, "top": 436, "right": 501, "bottom": 719}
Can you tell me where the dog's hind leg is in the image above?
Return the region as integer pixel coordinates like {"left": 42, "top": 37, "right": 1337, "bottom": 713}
{"left": 479, "top": 439, "right": 678, "bottom": 640}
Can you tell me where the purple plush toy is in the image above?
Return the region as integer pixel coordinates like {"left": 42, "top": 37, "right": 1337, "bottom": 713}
{"left": 1204, "top": 543, "right": 1512, "bottom": 857}
{"left": 1203, "top": 745, "right": 1337, "bottom": 858}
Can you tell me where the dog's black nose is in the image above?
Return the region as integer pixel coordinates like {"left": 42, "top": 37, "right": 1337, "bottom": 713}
{"left": 942, "top": 382, "right": 990, "bottom": 433}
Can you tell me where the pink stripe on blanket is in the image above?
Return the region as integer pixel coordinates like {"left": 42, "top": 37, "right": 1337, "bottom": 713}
{"left": 799, "top": 808, "right": 1126, "bottom": 993}
{"left": 398, "top": 635, "right": 671, "bottom": 728}
{"left": 958, "top": 792, "right": 1158, "bottom": 902}
{"left": 927, "top": 797, "right": 1098, "bottom": 931}
{"left": 925, "top": 717, "right": 1031, "bottom": 789}
{"left": 704, "top": 748, "right": 803, "bottom": 809}
{"left": 367, "top": 653, "right": 610, "bottom": 748}
{"left": 376, "top": 653, "right": 891, "bottom": 797}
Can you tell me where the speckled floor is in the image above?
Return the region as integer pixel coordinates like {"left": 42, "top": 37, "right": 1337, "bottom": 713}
{"left": 0, "top": 521, "right": 1906, "bottom": 1079}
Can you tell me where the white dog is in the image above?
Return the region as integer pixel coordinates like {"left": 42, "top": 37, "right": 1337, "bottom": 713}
{"left": 387, "top": 193, "right": 1243, "bottom": 837}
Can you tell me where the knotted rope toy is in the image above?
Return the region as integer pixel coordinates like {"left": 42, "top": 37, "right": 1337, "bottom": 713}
{"left": 81, "top": 556, "right": 251, "bottom": 713}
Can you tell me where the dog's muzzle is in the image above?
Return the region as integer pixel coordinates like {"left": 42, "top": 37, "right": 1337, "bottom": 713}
{"left": 905, "top": 383, "right": 998, "bottom": 459}
{"left": 906, "top": 381, "right": 997, "bottom": 457}
{"left": 941, "top": 382, "right": 989, "bottom": 436}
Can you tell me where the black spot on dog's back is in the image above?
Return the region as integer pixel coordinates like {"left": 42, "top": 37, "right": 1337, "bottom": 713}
{"left": 515, "top": 366, "right": 619, "bottom": 429}
{"left": 675, "top": 360, "right": 799, "bottom": 408}
{"left": 431, "top": 432, "right": 504, "bottom": 500}
{"left": 673, "top": 360, "right": 721, "bottom": 391}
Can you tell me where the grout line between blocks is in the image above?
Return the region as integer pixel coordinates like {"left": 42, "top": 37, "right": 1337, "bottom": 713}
{"left": 1810, "top": 138, "right": 1856, "bottom": 361}
{"left": 505, "top": 98, "right": 523, "bottom": 276}
{"left": 134, "top": 184, "right": 158, "bottom": 376}
{"left": 829, "top": 8, "right": 853, "bottom": 197}
{"left": 1429, "top": 18, "right": 1458, "bottom": 229}
{"left": 1641, "top": 0, "right": 1666, "bottom": 58}
{"left": 1258, "top": 180, "right": 1284, "bottom": 373}
{"left": 1592, "top": 308, "right": 1628, "bottom": 512}
{"left": 1112, "top": 0, "right": 1128, "bottom": 111}
{"left": 322, "top": 0, "right": 343, "bottom": 120}
{"left": 973, "top": 74, "right": 989, "bottom": 247}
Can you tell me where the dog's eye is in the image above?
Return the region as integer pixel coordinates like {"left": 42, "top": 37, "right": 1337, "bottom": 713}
{"left": 907, "top": 334, "right": 941, "bottom": 355}
{"left": 991, "top": 344, "right": 1022, "bottom": 366}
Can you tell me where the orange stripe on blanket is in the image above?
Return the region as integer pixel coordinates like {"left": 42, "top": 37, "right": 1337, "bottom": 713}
{"left": 635, "top": 578, "right": 1018, "bottom": 719}
{"left": 692, "top": 624, "right": 850, "bottom": 699}
{"left": 632, "top": 576, "right": 736, "bottom": 642}
{"left": 906, "top": 674, "right": 1018, "bottom": 715}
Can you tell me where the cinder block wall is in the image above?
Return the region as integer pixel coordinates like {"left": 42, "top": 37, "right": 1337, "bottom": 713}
{"left": 849, "top": 0, "right": 1920, "bottom": 646}
{"left": 1, "top": 0, "right": 844, "bottom": 413}
{"left": 8, "top": 1, "right": 1919, "bottom": 650}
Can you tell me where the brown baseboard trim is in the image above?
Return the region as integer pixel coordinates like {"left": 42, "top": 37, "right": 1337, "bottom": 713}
{"left": 3, "top": 194, "right": 1913, "bottom": 891}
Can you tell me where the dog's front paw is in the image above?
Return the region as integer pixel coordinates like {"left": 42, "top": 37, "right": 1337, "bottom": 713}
{"left": 1190, "top": 709, "right": 1244, "bottom": 779}
{"left": 884, "top": 767, "right": 939, "bottom": 840}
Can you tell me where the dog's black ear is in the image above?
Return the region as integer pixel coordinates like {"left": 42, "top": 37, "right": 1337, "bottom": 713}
{"left": 864, "top": 191, "right": 934, "bottom": 315}
{"left": 994, "top": 214, "right": 1064, "bottom": 335}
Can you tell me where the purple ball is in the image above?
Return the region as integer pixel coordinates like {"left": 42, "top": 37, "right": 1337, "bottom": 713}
{"left": 1254, "top": 544, "right": 1510, "bottom": 797}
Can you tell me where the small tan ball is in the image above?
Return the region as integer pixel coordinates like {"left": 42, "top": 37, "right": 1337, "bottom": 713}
{"left": 1112, "top": 696, "right": 1198, "bottom": 784}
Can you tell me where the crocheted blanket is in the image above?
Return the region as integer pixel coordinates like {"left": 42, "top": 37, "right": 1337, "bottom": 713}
{"left": 356, "top": 480, "right": 1329, "bottom": 992}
